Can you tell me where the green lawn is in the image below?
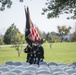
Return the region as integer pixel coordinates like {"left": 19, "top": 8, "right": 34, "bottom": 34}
{"left": 0, "top": 42, "right": 76, "bottom": 64}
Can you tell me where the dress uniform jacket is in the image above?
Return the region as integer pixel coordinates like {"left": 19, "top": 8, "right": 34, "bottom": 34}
{"left": 24, "top": 45, "right": 33, "bottom": 63}
{"left": 24, "top": 45, "right": 44, "bottom": 65}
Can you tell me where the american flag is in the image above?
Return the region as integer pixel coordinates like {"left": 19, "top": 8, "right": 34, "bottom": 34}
{"left": 29, "top": 25, "right": 41, "bottom": 42}
{"left": 25, "top": 7, "right": 41, "bottom": 45}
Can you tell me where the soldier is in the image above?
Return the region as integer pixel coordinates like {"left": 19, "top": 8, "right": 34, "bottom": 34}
{"left": 32, "top": 43, "right": 44, "bottom": 65}
{"left": 24, "top": 44, "right": 37, "bottom": 64}
{"left": 24, "top": 44, "right": 33, "bottom": 64}
{"left": 35, "top": 44, "right": 44, "bottom": 64}
{"left": 24, "top": 43, "right": 44, "bottom": 65}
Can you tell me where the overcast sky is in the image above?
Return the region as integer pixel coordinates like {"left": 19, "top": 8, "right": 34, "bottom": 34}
{"left": 0, "top": 0, "right": 76, "bottom": 35}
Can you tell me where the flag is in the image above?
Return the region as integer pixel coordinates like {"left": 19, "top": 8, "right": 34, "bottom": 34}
{"left": 25, "top": 7, "right": 41, "bottom": 46}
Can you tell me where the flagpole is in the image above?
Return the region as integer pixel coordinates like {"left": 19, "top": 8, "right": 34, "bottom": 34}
{"left": 24, "top": 5, "right": 29, "bottom": 39}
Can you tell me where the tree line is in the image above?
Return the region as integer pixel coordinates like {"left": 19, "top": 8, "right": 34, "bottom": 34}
{"left": 0, "top": 24, "right": 76, "bottom": 46}
{"left": 0, "top": 23, "right": 76, "bottom": 57}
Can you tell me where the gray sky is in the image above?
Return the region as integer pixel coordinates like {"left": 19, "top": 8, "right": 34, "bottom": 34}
{"left": 0, "top": 0, "right": 76, "bottom": 35}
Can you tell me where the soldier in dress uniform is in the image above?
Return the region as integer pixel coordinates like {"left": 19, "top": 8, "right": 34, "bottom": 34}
{"left": 24, "top": 43, "right": 44, "bottom": 65}
{"left": 34, "top": 44, "right": 44, "bottom": 64}
{"left": 24, "top": 44, "right": 33, "bottom": 64}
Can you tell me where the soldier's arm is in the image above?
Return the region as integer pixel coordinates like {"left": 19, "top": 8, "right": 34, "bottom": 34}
{"left": 41, "top": 46, "right": 44, "bottom": 59}
{"left": 38, "top": 46, "right": 44, "bottom": 59}
{"left": 24, "top": 46, "right": 30, "bottom": 53}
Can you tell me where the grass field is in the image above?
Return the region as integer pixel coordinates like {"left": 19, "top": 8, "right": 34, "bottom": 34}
{"left": 0, "top": 42, "right": 76, "bottom": 64}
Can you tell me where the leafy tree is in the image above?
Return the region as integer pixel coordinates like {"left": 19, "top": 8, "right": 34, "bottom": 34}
{"left": 0, "top": 34, "right": 4, "bottom": 45}
{"left": 0, "top": 0, "right": 24, "bottom": 11}
{"left": 42, "top": 31, "right": 47, "bottom": 39}
{"left": 57, "top": 25, "right": 71, "bottom": 42}
{"left": 42, "top": 32, "right": 53, "bottom": 43}
{"left": 51, "top": 33, "right": 61, "bottom": 42}
{"left": 4, "top": 23, "right": 20, "bottom": 44}
{"left": 1, "top": 0, "right": 76, "bottom": 19}
{"left": 0, "top": 36, "right": 4, "bottom": 49}
{"left": 4, "top": 23, "right": 25, "bottom": 57}
{"left": 41, "top": 31, "right": 53, "bottom": 48}
{"left": 0, "top": 0, "right": 12, "bottom": 11}
{"left": 47, "top": 33, "right": 53, "bottom": 48}
{"left": 42, "top": 0, "right": 76, "bottom": 19}
{"left": 0, "top": 37, "right": 4, "bottom": 45}
{"left": 12, "top": 33, "right": 25, "bottom": 57}
{"left": 71, "top": 31, "right": 76, "bottom": 42}
{"left": 46, "top": 33, "right": 52, "bottom": 43}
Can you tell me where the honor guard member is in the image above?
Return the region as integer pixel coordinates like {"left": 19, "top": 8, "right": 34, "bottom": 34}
{"left": 24, "top": 44, "right": 37, "bottom": 64}
{"left": 32, "top": 43, "right": 44, "bottom": 65}
{"left": 24, "top": 43, "right": 44, "bottom": 65}
{"left": 24, "top": 44, "right": 33, "bottom": 64}
{"left": 36, "top": 44, "right": 44, "bottom": 64}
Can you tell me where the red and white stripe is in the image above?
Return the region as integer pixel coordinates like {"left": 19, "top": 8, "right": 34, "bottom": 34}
{"left": 29, "top": 25, "right": 41, "bottom": 42}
